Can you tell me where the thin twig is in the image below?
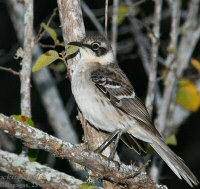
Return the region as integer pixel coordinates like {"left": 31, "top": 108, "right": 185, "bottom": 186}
{"left": 127, "top": 1, "right": 163, "bottom": 112}
{"left": 34, "top": 8, "right": 58, "bottom": 43}
{"left": 105, "top": 0, "right": 109, "bottom": 38}
{"left": 20, "top": 0, "right": 33, "bottom": 117}
{"left": 158, "top": 0, "right": 181, "bottom": 135}
{"left": 81, "top": 1, "right": 104, "bottom": 35}
{"left": 177, "top": 0, "right": 200, "bottom": 77}
{"left": 38, "top": 42, "right": 55, "bottom": 48}
{"left": 129, "top": 18, "right": 150, "bottom": 73}
{"left": 111, "top": 0, "right": 119, "bottom": 57}
{"left": 145, "top": 0, "right": 163, "bottom": 116}
{"left": 0, "top": 66, "right": 19, "bottom": 76}
{"left": 165, "top": 0, "right": 181, "bottom": 67}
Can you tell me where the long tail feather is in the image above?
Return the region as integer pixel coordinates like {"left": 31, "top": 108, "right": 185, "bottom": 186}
{"left": 151, "top": 139, "right": 199, "bottom": 187}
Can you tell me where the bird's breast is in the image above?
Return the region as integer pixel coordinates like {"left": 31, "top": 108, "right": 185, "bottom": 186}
{"left": 71, "top": 64, "right": 128, "bottom": 132}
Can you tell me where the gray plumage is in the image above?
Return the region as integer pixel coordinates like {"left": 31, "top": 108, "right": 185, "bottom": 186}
{"left": 69, "top": 34, "right": 199, "bottom": 187}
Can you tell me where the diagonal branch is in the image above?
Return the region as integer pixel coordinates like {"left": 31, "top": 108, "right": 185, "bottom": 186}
{"left": 81, "top": 1, "right": 104, "bottom": 35}
{"left": 0, "top": 149, "right": 85, "bottom": 189}
{"left": 0, "top": 113, "right": 156, "bottom": 189}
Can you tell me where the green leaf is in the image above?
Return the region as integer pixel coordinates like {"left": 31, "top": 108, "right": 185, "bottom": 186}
{"left": 11, "top": 115, "right": 34, "bottom": 127}
{"left": 28, "top": 149, "right": 39, "bottom": 162}
{"left": 32, "top": 50, "right": 60, "bottom": 72}
{"left": 81, "top": 182, "right": 96, "bottom": 189}
{"left": 118, "top": 5, "right": 130, "bottom": 24}
{"left": 166, "top": 135, "right": 177, "bottom": 146}
{"left": 176, "top": 79, "right": 200, "bottom": 112}
{"left": 57, "top": 41, "right": 65, "bottom": 47}
{"left": 167, "top": 47, "right": 176, "bottom": 54}
{"left": 66, "top": 45, "right": 79, "bottom": 58}
{"left": 41, "top": 23, "right": 60, "bottom": 45}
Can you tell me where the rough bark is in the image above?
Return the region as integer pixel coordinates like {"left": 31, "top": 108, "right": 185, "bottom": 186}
{"left": 0, "top": 113, "right": 156, "bottom": 189}
{"left": 0, "top": 149, "right": 84, "bottom": 189}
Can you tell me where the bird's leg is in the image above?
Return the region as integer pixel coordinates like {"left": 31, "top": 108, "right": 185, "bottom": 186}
{"left": 94, "top": 129, "right": 121, "bottom": 154}
{"left": 108, "top": 129, "right": 123, "bottom": 161}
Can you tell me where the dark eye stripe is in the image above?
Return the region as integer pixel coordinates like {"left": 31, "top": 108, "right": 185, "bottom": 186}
{"left": 81, "top": 43, "right": 108, "bottom": 57}
{"left": 96, "top": 47, "right": 108, "bottom": 57}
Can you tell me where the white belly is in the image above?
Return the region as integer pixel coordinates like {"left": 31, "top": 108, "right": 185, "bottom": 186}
{"left": 71, "top": 65, "right": 127, "bottom": 132}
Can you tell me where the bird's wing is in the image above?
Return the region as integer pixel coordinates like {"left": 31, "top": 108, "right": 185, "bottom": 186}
{"left": 91, "top": 63, "right": 161, "bottom": 136}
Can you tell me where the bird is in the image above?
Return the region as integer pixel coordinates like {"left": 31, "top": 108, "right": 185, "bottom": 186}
{"left": 68, "top": 34, "right": 199, "bottom": 187}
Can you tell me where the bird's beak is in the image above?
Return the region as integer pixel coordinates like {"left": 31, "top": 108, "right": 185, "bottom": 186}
{"left": 67, "top": 41, "right": 82, "bottom": 47}
{"left": 66, "top": 41, "right": 81, "bottom": 60}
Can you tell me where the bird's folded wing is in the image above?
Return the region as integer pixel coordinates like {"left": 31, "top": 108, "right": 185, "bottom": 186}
{"left": 91, "top": 63, "right": 160, "bottom": 137}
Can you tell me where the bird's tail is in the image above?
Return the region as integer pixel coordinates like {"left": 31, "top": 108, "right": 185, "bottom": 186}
{"left": 151, "top": 138, "right": 198, "bottom": 187}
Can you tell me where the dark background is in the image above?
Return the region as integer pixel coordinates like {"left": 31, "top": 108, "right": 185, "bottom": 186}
{"left": 0, "top": 0, "right": 199, "bottom": 188}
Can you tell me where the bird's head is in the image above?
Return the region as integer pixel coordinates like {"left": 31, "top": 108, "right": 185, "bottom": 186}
{"left": 68, "top": 34, "right": 115, "bottom": 65}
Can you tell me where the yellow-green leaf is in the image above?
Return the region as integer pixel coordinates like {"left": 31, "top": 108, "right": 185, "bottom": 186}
{"left": 167, "top": 47, "right": 176, "bottom": 54}
{"left": 28, "top": 149, "right": 39, "bottom": 162}
{"left": 191, "top": 58, "right": 200, "bottom": 73}
{"left": 41, "top": 23, "right": 60, "bottom": 45}
{"left": 81, "top": 182, "right": 96, "bottom": 189}
{"left": 66, "top": 45, "right": 79, "bottom": 58}
{"left": 32, "top": 50, "right": 60, "bottom": 72}
{"left": 176, "top": 79, "right": 200, "bottom": 112}
{"left": 57, "top": 41, "right": 65, "bottom": 47}
{"left": 11, "top": 115, "right": 34, "bottom": 127}
{"left": 118, "top": 5, "right": 130, "bottom": 25}
{"left": 166, "top": 135, "right": 177, "bottom": 146}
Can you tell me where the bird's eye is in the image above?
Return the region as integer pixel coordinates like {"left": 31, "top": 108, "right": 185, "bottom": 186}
{"left": 91, "top": 42, "right": 100, "bottom": 51}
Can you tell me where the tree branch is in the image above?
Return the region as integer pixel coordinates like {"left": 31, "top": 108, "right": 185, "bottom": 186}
{"left": 0, "top": 66, "right": 20, "bottom": 76}
{"left": 111, "top": 0, "right": 119, "bottom": 57}
{"left": 0, "top": 113, "right": 156, "bottom": 189}
{"left": 145, "top": 0, "right": 162, "bottom": 116}
{"left": 105, "top": 0, "right": 109, "bottom": 38}
{"left": 81, "top": 1, "right": 104, "bottom": 35}
{"left": 0, "top": 149, "right": 84, "bottom": 189}
{"left": 20, "top": 0, "right": 33, "bottom": 117}
{"left": 57, "top": 0, "right": 85, "bottom": 78}
{"left": 165, "top": 0, "right": 181, "bottom": 67}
